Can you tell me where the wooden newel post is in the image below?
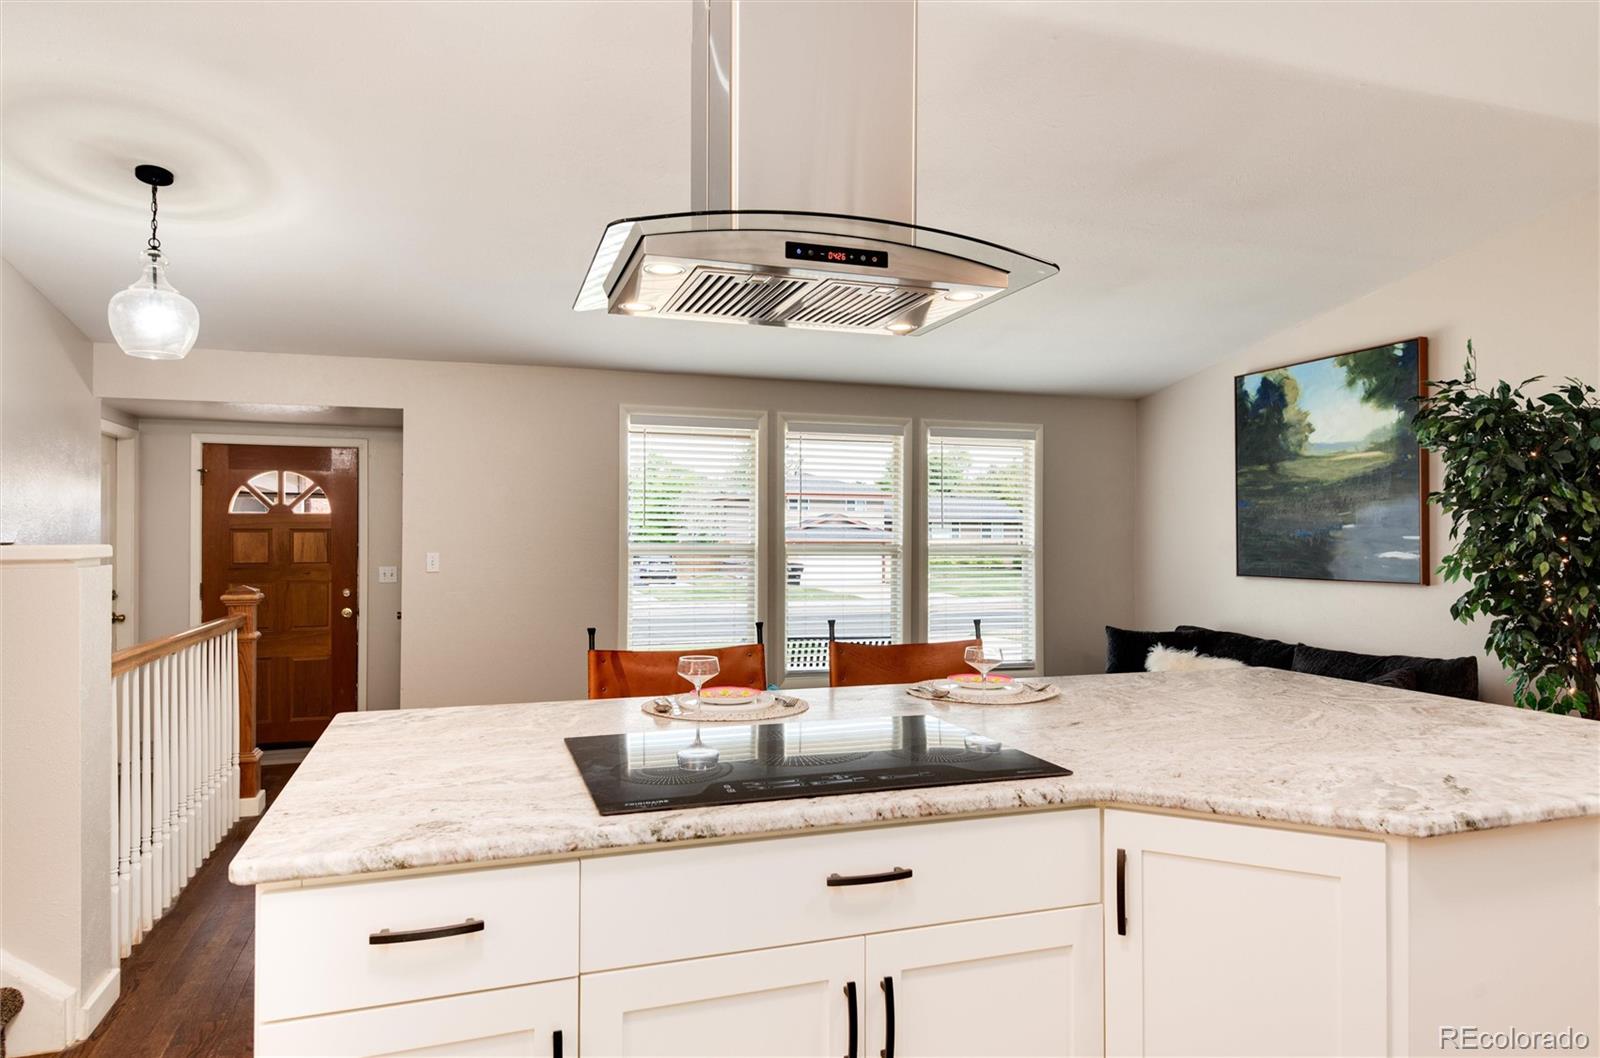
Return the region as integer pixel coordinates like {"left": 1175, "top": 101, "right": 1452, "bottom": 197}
{"left": 222, "top": 585, "right": 265, "bottom": 805}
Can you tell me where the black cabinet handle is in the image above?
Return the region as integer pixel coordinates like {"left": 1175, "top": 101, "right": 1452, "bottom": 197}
{"left": 880, "top": 976, "right": 896, "bottom": 1058}
{"left": 1116, "top": 848, "right": 1127, "bottom": 937}
{"left": 827, "top": 867, "right": 913, "bottom": 887}
{"left": 551, "top": 1029, "right": 563, "bottom": 1058}
{"left": 844, "top": 980, "right": 858, "bottom": 1058}
{"left": 369, "top": 918, "right": 485, "bottom": 945}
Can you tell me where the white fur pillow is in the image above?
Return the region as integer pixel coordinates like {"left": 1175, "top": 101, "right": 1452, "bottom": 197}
{"left": 1145, "top": 645, "right": 1247, "bottom": 673}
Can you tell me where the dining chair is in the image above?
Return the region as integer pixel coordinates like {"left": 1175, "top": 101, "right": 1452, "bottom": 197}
{"left": 826, "top": 619, "right": 984, "bottom": 688}
{"left": 585, "top": 623, "right": 768, "bottom": 700}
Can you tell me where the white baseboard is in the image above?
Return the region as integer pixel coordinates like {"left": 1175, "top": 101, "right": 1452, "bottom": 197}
{"left": 0, "top": 950, "right": 75, "bottom": 1057}
{"left": 239, "top": 790, "right": 267, "bottom": 817}
{"left": 77, "top": 967, "right": 120, "bottom": 1039}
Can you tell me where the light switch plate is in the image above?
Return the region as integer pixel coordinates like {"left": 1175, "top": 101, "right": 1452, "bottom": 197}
{"left": 378, "top": 566, "right": 398, "bottom": 583}
{"left": 425, "top": 552, "right": 441, "bottom": 573}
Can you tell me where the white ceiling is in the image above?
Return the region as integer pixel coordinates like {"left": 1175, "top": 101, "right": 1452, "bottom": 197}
{"left": 4, "top": 1, "right": 1596, "bottom": 397}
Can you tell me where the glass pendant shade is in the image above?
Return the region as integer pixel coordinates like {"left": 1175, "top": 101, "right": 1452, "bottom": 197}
{"left": 108, "top": 250, "right": 200, "bottom": 360}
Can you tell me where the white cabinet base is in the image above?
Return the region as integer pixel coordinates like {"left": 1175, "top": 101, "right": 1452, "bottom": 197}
{"left": 866, "top": 907, "right": 1103, "bottom": 1057}
{"left": 256, "top": 978, "right": 575, "bottom": 1058}
{"left": 580, "top": 938, "right": 862, "bottom": 1057}
{"left": 1104, "top": 809, "right": 1387, "bottom": 1057}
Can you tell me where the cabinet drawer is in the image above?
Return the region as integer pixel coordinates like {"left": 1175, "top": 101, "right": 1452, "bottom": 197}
{"left": 257, "top": 860, "right": 578, "bottom": 1022}
{"left": 257, "top": 978, "right": 575, "bottom": 1057}
{"left": 581, "top": 810, "right": 1098, "bottom": 971}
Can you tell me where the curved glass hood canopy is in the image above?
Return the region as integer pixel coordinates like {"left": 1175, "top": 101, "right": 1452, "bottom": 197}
{"left": 573, "top": 2, "right": 1057, "bottom": 338}
{"left": 573, "top": 209, "right": 1059, "bottom": 338}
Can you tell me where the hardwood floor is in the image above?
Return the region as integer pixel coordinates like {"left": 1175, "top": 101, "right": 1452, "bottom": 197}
{"left": 56, "top": 764, "right": 296, "bottom": 1058}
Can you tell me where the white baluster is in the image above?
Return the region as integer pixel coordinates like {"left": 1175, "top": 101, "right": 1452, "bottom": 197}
{"left": 202, "top": 637, "right": 214, "bottom": 853}
{"left": 183, "top": 642, "right": 195, "bottom": 879}
{"left": 162, "top": 651, "right": 176, "bottom": 915}
{"left": 208, "top": 636, "right": 221, "bottom": 849}
{"left": 111, "top": 673, "right": 125, "bottom": 957}
{"left": 138, "top": 659, "right": 152, "bottom": 936}
{"left": 228, "top": 629, "right": 239, "bottom": 822}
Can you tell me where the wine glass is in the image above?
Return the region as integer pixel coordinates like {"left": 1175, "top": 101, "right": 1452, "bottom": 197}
{"left": 964, "top": 643, "right": 1002, "bottom": 682}
{"left": 962, "top": 643, "right": 1005, "bottom": 754}
{"left": 677, "top": 655, "right": 719, "bottom": 710}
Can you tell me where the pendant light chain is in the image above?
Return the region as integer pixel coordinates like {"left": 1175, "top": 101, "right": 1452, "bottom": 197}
{"left": 147, "top": 183, "right": 162, "bottom": 253}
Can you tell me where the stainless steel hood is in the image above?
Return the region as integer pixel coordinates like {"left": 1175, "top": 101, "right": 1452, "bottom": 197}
{"left": 573, "top": 1, "right": 1057, "bottom": 337}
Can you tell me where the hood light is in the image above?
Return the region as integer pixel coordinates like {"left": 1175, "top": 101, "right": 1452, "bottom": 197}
{"left": 946, "top": 290, "right": 982, "bottom": 302}
{"left": 887, "top": 322, "right": 915, "bottom": 334}
{"left": 620, "top": 301, "right": 655, "bottom": 313}
{"left": 643, "top": 262, "right": 685, "bottom": 276}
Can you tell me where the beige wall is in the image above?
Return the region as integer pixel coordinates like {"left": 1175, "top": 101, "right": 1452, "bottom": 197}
{"left": 1135, "top": 193, "right": 1600, "bottom": 704}
{"left": 1, "top": 261, "right": 98, "bottom": 545}
{"left": 133, "top": 419, "right": 404, "bottom": 710}
{"left": 95, "top": 350, "right": 1139, "bottom": 708}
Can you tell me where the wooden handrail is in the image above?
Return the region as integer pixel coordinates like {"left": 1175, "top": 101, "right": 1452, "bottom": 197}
{"left": 112, "top": 616, "right": 245, "bottom": 676}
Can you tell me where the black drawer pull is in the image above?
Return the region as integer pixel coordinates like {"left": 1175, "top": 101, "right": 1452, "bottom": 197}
{"left": 843, "top": 980, "right": 859, "bottom": 1058}
{"left": 827, "top": 867, "right": 913, "bottom": 887}
{"left": 369, "top": 918, "right": 485, "bottom": 945}
{"left": 880, "top": 976, "right": 895, "bottom": 1058}
{"left": 1115, "top": 848, "right": 1127, "bottom": 937}
{"left": 551, "top": 1028, "right": 563, "bottom": 1058}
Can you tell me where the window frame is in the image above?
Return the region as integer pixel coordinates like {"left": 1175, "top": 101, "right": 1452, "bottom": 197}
{"left": 921, "top": 419, "right": 1044, "bottom": 675}
{"left": 776, "top": 412, "right": 912, "bottom": 681}
{"left": 617, "top": 405, "right": 767, "bottom": 654}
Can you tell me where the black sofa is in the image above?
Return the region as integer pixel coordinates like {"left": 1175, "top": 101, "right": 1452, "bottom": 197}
{"left": 1105, "top": 624, "right": 1479, "bottom": 701}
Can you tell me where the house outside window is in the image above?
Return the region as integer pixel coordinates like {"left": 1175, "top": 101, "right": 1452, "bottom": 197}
{"left": 926, "top": 423, "right": 1040, "bottom": 669}
{"left": 783, "top": 418, "right": 907, "bottom": 673}
{"left": 624, "top": 411, "right": 762, "bottom": 651}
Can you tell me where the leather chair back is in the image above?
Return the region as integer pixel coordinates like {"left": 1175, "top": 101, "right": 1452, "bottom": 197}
{"left": 587, "top": 643, "right": 768, "bottom": 700}
{"left": 827, "top": 638, "right": 980, "bottom": 688}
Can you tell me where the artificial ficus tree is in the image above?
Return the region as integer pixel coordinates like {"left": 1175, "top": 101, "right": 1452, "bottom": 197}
{"left": 1412, "top": 344, "right": 1599, "bottom": 719}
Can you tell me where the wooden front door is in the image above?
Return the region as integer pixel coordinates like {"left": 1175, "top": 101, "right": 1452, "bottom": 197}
{"left": 202, "top": 444, "right": 359, "bottom": 744}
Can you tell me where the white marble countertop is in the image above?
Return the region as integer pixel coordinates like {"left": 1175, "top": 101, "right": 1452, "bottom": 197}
{"left": 229, "top": 668, "right": 1600, "bottom": 885}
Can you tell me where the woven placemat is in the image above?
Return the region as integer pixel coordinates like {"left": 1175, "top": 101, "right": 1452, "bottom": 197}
{"left": 905, "top": 683, "right": 1061, "bottom": 706}
{"left": 641, "top": 693, "right": 810, "bottom": 723}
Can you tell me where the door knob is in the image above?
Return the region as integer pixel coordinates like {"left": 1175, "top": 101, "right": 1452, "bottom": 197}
{"left": 341, "top": 607, "right": 354, "bottom": 618}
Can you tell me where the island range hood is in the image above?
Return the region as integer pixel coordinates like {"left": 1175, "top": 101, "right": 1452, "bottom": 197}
{"left": 573, "top": 0, "right": 1057, "bottom": 337}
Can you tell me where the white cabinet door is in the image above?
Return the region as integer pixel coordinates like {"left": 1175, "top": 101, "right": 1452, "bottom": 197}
{"left": 1104, "top": 810, "right": 1387, "bottom": 1057}
{"left": 256, "top": 978, "right": 575, "bottom": 1058}
{"left": 865, "top": 908, "right": 1103, "bottom": 1057}
{"left": 580, "top": 938, "right": 864, "bottom": 1057}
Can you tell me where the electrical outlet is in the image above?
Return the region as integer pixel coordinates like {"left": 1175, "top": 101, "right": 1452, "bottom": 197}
{"left": 425, "top": 552, "right": 441, "bottom": 573}
{"left": 378, "top": 566, "right": 398, "bottom": 583}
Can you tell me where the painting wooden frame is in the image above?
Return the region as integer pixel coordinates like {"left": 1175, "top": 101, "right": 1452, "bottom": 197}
{"left": 1233, "top": 337, "right": 1429, "bottom": 585}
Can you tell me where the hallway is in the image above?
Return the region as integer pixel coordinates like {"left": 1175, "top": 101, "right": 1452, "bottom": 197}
{"left": 54, "top": 764, "right": 296, "bottom": 1058}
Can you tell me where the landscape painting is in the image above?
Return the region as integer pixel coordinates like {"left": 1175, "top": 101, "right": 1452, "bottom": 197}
{"left": 1235, "top": 338, "right": 1428, "bottom": 583}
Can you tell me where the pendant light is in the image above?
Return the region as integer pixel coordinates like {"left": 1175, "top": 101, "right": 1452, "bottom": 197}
{"left": 107, "top": 164, "right": 200, "bottom": 360}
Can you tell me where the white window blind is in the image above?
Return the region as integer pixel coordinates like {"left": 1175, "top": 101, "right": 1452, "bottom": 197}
{"left": 784, "top": 420, "right": 905, "bottom": 673}
{"left": 926, "top": 426, "right": 1038, "bottom": 667}
{"left": 626, "top": 412, "right": 760, "bottom": 651}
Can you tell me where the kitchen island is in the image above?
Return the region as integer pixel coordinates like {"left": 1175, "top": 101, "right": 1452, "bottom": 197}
{"left": 232, "top": 668, "right": 1600, "bottom": 1057}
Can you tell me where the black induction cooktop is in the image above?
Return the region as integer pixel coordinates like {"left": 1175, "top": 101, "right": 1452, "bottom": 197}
{"left": 565, "top": 714, "right": 1071, "bottom": 816}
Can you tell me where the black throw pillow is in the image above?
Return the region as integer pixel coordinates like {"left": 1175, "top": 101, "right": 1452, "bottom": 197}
{"left": 1105, "top": 626, "right": 1204, "bottom": 673}
{"left": 1292, "top": 643, "right": 1478, "bottom": 700}
{"left": 1174, "top": 625, "right": 1296, "bottom": 670}
{"left": 1367, "top": 668, "right": 1420, "bottom": 691}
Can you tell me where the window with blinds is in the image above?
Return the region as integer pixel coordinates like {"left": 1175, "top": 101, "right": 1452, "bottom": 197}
{"left": 625, "top": 412, "right": 761, "bottom": 651}
{"left": 926, "top": 425, "right": 1038, "bottom": 667}
{"left": 784, "top": 420, "right": 906, "bottom": 673}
